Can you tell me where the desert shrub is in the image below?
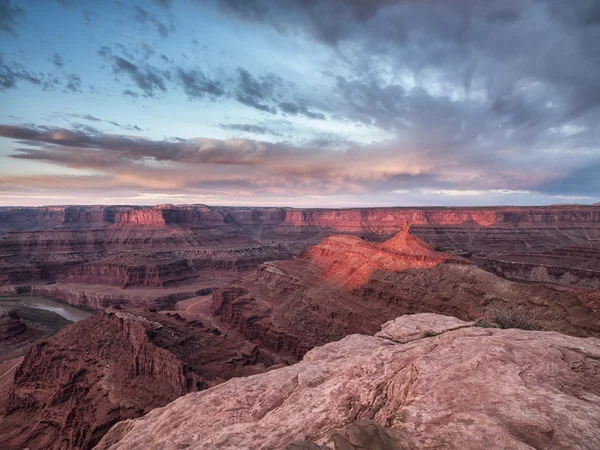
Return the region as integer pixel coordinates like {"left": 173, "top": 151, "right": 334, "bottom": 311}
{"left": 475, "top": 303, "right": 543, "bottom": 331}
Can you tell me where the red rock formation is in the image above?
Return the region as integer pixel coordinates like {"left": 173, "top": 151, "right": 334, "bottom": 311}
{"left": 114, "top": 208, "right": 165, "bottom": 226}
{"left": 0, "top": 308, "right": 278, "bottom": 450}
{"left": 304, "top": 222, "right": 468, "bottom": 288}
{"left": 0, "top": 309, "right": 27, "bottom": 344}
{"left": 0, "top": 225, "right": 295, "bottom": 297}
{"left": 96, "top": 314, "right": 600, "bottom": 450}
{"left": 1, "top": 204, "right": 600, "bottom": 300}
{"left": 2, "top": 204, "right": 599, "bottom": 232}
{"left": 212, "top": 227, "right": 600, "bottom": 358}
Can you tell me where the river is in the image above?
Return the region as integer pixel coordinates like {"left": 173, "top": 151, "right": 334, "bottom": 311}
{"left": 3, "top": 296, "right": 93, "bottom": 322}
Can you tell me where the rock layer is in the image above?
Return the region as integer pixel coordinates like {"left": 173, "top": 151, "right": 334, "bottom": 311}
{"left": 1, "top": 204, "right": 599, "bottom": 297}
{"left": 96, "top": 314, "right": 600, "bottom": 450}
{"left": 0, "top": 308, "right": 279, "bottom": 450}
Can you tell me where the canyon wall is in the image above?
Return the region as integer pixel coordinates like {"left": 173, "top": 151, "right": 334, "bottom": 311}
{"left": 2, "top": 204, "right": 600, "bottom": 232}
{"left": 1, "top": 204, "right": 599, "bottom": 303}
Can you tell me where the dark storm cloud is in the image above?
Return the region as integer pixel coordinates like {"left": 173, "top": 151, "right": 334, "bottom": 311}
{"left": 176, "top": 68, "right": 225, "bottom": 100}
{"left": 218, "top": 0, "right": 393, "bottom": 45}
{"left": 0, "top": 0, "right": 26, "bottom": 35}
{"left": 111, "top": 56, "right": 167, "bottom": 97}
{"left": 218, "top": 0, "right": 600, "bottom": 130}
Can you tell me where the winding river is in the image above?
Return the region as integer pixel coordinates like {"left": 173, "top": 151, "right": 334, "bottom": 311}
{"left": 4, "top": 296, "right": 93, "bottom": 322}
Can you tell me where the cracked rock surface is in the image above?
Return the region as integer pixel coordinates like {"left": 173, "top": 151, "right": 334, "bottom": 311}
{"left": 96, "top": 313, "right": 600, "bottom": 450}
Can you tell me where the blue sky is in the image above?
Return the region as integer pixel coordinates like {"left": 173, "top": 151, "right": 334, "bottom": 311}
{"left": 1, "top": 0, "right": 599, "bottom": 206}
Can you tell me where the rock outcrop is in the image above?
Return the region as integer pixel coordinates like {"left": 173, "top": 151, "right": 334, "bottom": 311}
{"left": 0, "top": 308, "right": 280, "bottom": 450}
{"left": 212, "top": 227, "right": 600, "bottom": 358}
{"left": 0, "top": 308, "right": 27, "bottom": 344}
{"left": 96, "top": 314, "right": 600, "bottom": 450}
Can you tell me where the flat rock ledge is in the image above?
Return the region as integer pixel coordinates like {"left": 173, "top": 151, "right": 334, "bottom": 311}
{"left": 375, "top": 313, "right": 474, "bottom": 343}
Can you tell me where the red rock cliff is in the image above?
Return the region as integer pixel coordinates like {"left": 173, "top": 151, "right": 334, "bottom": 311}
{"left": 0, "top": 309, "right": 274, "bottom": 450}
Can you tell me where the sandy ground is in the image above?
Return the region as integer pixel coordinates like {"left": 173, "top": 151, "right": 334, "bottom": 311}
{"left": 160, "top": 294, "right": 220, "bottom": 329}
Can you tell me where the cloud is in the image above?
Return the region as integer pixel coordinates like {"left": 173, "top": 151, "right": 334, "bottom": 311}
{"left": 153, "top": 0, "right": 172, "bottom": 9}
{"left": 0, "top": 122, "right": 573, "bottom": 197}
{"left": 217, "top": 0, "right": 393, "bottom": 45}
{"left": 0, "top": 0, "right": 26, "bottom": 35}
{"left": 537, "top": 163, "right": 600, "bottom": 196}
{"left": 123, "top": 89, "right": 139, "bottom": 98}
{"left": 133, "top": 5, "right": 175, "bottom": 38}
{"left": 1, "top": 121, "right": 598, "bottom": 205}
{"left": 67, "top": 113, "right": 101, "bottom": 122}
{"left": 0, "top": 56, "right": 60, "bottom": 92}
{"left": 220, "top": 123, "right": 282, "bottom": 136}
{"left": 51, "top": 53, "right": 64, "bottom": 68}
{"left": 82, "top": 8, "right": 95, "bottom": 24}
{"left": 111, "top": 56, "right": 167, "bottom": 97}
{"left": 64, "top": 73, "right": 82, "bottom": 92}
{"left": 278, "top": 102, "right": 326, "bottom": 120}
{"left": 176, "top": 68, "right": 225, "bottom": 100}
{"left": 107, "top": 121, "right": 143, "bottom": 132}
{"left": 234, "top": 68, "right": 280, "bottom": 114}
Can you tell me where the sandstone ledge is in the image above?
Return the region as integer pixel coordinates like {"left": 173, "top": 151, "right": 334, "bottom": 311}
{"left": 96, "top": 314, "right": 600, "bottom": 450}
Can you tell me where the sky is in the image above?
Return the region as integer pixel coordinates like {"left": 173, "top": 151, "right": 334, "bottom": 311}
{"left": 0, "top": 0, "right": 599, "bottom": 207}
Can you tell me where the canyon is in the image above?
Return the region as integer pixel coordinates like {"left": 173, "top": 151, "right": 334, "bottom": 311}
{"left": 1, "top": 204, "right": 599, "bottom": 449}
{"left": 1, "top": 204, "right": 599, "bottom": 307}
{"left": 212, "top": 223, "right": 600, "bottom": 358}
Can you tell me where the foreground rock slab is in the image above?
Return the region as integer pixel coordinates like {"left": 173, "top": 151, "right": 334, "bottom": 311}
{"left": 97, "top": 314, "right": 600, "bottom": 450}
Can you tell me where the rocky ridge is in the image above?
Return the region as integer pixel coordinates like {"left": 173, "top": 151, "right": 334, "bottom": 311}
{"left": 0, "top": 308, "right": 280, "bottom": 450}
{"left": 96, "top": 313, "right": 600, "bottom": 450}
